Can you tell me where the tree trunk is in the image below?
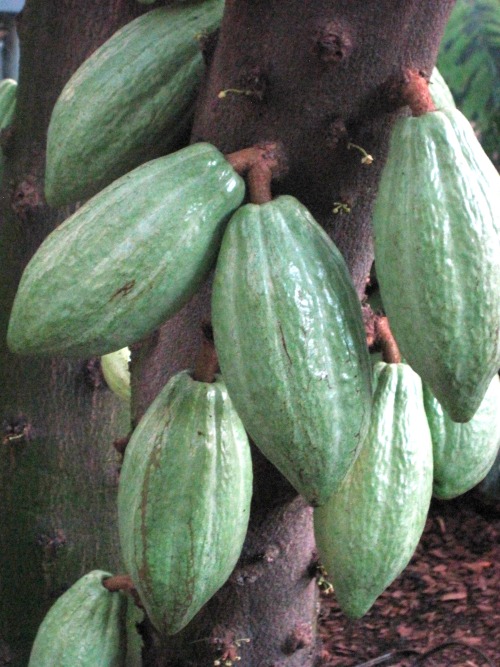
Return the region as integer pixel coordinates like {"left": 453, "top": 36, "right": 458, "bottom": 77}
{"left": 0, "top": 3, "right": 140, "bottom": 665}
{"left": 0, "top": 1, "right": 456, "bottom": 666}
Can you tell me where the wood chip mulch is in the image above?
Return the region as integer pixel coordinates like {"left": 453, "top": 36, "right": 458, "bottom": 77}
{"left": 318, "top": 492, "right": 499, "bottom": 667}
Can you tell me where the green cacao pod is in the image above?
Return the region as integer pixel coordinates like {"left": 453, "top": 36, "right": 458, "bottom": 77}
{"left": 45, "top": 1, "right": 224, "bottom": 206}
{"left": 429, "top": 67, "right": 455, "bottom": 110}
{"left": 373, "top": 108, "right": 500, "bottom": 422}
{"left": 423, "top": 375, "right": 500, "bottom": 499}
{"left": 0, "top": 78, "right": 17, "bottom": 184}
{"left": 314, "top": 362, "right": 433, "bottom": 618}
{"left": 0, "top": 78, "right": 16, "bottom": 127}
{"left": 8, "top": 143, "right": 245, "bottom": 357}
{"left": 101, "top": 347, "right": 131, "bottom": 403}
{"left": 28, "top": 570, "right": 127, "bottom": 666}
{"left": 212, "top": 195, "right": 372, "bottom": 506}
{"left": 118, "top": 371, "right": 252, "bottom": 636}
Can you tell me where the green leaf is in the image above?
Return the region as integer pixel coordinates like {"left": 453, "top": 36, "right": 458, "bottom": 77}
{"left": 438, "top": 0, "right": 500, "bottom": 161}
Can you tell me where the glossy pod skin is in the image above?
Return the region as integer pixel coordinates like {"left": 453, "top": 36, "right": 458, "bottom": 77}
{"left": 212, "top": 196, "right": 372, "bottom": 506}
{"left": 118, "top": 371, "right": 252, "bottom": 636}
{"left": 314, "top": 362, "right": 433, "bottom": 618}
{"left": 373, "top": 108, "right": 500, "bottom": 422}
{"left": 45, "top": 1, "right": 224, "bottom": 206}
{"left": 8, "top": 143, "right": 245, "bottom": 357}
{"left": 28, "top": 570, "right": 127, "bottom": 666}
{"left": 424, "top": 375, "right": 500, "bottom": 499}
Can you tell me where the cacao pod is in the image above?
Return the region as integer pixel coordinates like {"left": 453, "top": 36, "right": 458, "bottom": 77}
{"left": 101, "top": 347, "right": 131, "bottom": 403}
{"left": 8, "top": 143, "right": 245, "bottom": 357}
{"left": 212, "top": 195, "right": 372, "bottom": 506}
{"left": 424, "top": 375, "right": 500, "bottom": 499}
{"left": 373, "top": 108, "right": 500, "bottom": 422}
{"left": 429, "top": 67, "right": 456, "bottom": 110}
{"left": 0, "top": 78, "right": 17, "bottom": 184}
{"left": 45, "top": 1, "right": 224, "bottom": 206}
{"left": 314, "top": 362, "right": 433, "bottom": 618}
{"left": 118, "top": 371, "right": 252, "bottom": 636}
{"left": 28, "top": 570, "right": 127, "bottom": 666}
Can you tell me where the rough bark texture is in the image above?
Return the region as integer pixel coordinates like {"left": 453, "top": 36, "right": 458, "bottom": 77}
{"left": 0, "top": 1, "right": 456, "bottom": 666}
{"left": 131, "top": 2, "right": 456, "bottom": 666}
{"left": 0, "top": 2, "right": 140, "bottom": 665}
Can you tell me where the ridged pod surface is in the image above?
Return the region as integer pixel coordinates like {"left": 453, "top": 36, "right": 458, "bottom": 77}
{"left": 118, "top": 371, "right": 252, "bottom": 636}
{"left": 424, "top": 375, "right": 500, "bottom": 499}
{"left": 373, "top": 108, "right": 500, "bottom": 422}
{"left": 212, "top": 196, "right": 372, "bottom": 506}
{"left": 314, "top": 362, "right": 433, "bottom": 618}
{"left": 28, "top": 570, "right": 127, "bottom": 666}
{"left": 8, "top": 143, "right": 244, "bottom": 357}
{"left": 45, "top": 1, "right": 224, "bottom": 206}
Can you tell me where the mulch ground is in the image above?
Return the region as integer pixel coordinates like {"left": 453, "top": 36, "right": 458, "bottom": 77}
{"left": 318, "top": 492, "right": 499, "bottom": 667}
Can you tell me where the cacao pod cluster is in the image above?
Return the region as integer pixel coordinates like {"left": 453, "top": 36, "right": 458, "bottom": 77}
{"left": 15, "top": 3, "right": 498, "bottom": 660}
{"left": 317, "top": 72, "right": 500, "bottom": 618}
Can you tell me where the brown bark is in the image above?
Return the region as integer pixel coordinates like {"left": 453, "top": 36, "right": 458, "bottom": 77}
{"left": 0, "top": 2, "right": 141, "bottom": 665}
{"left": 130, "top": 2, "right": 456, "bottom": 666}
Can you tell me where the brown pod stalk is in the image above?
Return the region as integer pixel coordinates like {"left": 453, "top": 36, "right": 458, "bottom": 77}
{"left": 376, "top": 316, "right": 402, "bottom": 364}
{"left": 401, "top": 69, "right": 436, "bottom": 117}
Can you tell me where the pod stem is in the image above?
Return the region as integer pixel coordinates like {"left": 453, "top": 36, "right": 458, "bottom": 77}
{"left": 102, "top": 574, "right": 144, "bottom": 609}
{"left": 376, "top": 316, "right": 402, "bottom": 364}
{"left": 102, "top": 574, "right": 135, "bottom": 594}
{"left": 225, "top": 141, "right": 286, "bottom": 205}
{"left": 401, "top": 68, "right": 435, "bottom": 116}
{"left": 193, "top": 323, "right": 219, "bottom": 383}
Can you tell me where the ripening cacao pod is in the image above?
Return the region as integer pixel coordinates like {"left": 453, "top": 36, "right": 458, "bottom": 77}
{"left": 118, "top": 371, "right": 252, "bottom": 636}
{"left": 373, "top": 108, "right": 500, "bottom": 422}
{"left": 314, "top": 362, "right": 433, "bottom": 618}
{"left": 45, "top": 1, "right": 224, "bottom": 206}
{"left": 28, "top": 570, "right": 127, "bottom": 666}
{"left": 424, "top": 375, "right": 500, "bottom": 499}
{"left": 212, "top": 195, "right": 372, "bottom": 506}
{"left": 8, "top": 143, "right": 244, "bottom": 357}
